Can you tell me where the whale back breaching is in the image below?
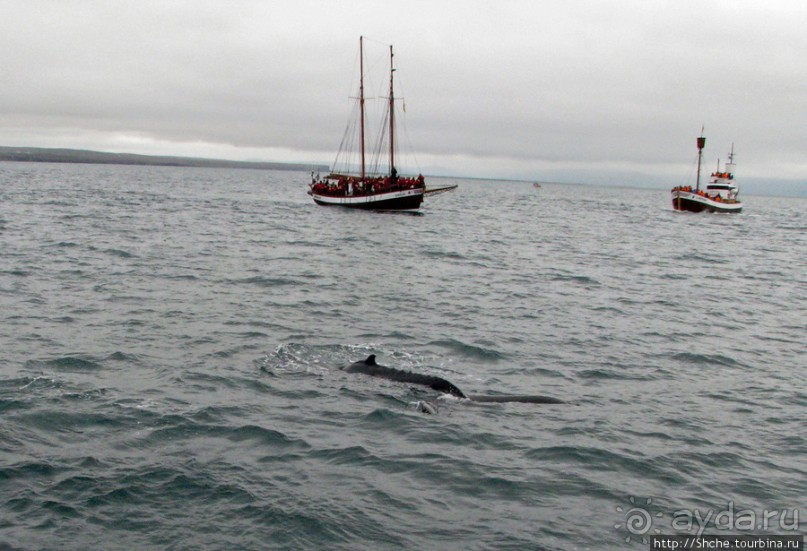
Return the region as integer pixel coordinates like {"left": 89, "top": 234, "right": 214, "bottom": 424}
{"left": 343, "top": 355, "right": 564, "bottom": 405}
{"left": 343, "top": 354, "right": 466, "bottom": 398}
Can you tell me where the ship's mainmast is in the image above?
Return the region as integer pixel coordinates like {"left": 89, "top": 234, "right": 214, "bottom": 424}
{"left": 696, "top": 130, "right": 706, "bottom": 191}
{"left": 359, "top": 36, "right": 366, "bottom": 180}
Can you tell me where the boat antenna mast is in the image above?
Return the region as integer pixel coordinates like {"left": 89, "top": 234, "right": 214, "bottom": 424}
{"left": 726, "top": 142, "right": 735, "bottom": 176}
{"left": 696, "top": 126, "right": 706, "bottom": 191}
{"left": 388, "top": 43, "right": 396, "bottom": 180}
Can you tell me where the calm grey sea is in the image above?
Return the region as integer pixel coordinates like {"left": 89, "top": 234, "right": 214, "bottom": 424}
{"left": 1, "top": 162, "right": 804, "bottom": 550}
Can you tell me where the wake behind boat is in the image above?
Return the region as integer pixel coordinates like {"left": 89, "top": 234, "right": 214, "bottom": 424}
{"left": 671, "top": 131, "right": 742, "bottom": 214}
{"left": 309, "top": 36, "right": 426, "bottom": 211}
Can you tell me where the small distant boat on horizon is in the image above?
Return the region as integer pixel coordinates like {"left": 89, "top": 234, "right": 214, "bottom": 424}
{"left": 671, "top": 130, "right": 742, "bottom": 214}
{"left": 532, "top": 182, "right": 542, "bottom": 189}
{"left": 308, "top": 36, "right": 426, "bottom": 211}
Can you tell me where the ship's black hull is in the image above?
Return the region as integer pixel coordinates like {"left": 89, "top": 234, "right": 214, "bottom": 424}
{"left": 671, "top": 191, "right": 742, "bottom": 214}
{"left": 310, "top": 188, "right": 424, "bottom": 211}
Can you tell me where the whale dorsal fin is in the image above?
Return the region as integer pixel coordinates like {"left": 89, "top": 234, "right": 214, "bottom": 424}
{"left": 365, "top": 354, "right": 377, "bottom": 365}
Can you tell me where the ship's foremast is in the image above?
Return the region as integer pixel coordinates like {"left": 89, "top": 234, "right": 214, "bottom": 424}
{"left": 696, "top": 130, "right": 706, "bottom": 192}
{"left": 389, "top": 44, "right": 396, "bottom": 179}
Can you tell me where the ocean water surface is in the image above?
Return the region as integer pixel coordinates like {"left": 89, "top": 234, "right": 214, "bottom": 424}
{"left": 0, "top": 162, "right": 804, "bottom": 550}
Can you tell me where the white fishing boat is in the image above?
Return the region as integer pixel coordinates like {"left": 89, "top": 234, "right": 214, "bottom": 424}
{"left": 671, "top": 131, "right": 742, "bottom": 214}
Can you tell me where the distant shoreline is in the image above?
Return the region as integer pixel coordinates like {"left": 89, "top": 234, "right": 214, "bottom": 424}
{"left": 2, "top": 146, "right": 803, "bottom": 197}
{"left": 0, "top": 146, "right": 328, "bottom": 173}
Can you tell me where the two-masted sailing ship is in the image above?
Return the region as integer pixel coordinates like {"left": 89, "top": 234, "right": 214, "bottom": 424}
{"left": 671, "top": 131, "right": 742, "bottom": 213}
{"left": 309, "top": 37, "right": 426, "bottom": 211}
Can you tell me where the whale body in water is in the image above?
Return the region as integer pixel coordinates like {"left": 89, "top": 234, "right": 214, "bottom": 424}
{"left": 342, "top": 355, "right": 564, "bottom": 408}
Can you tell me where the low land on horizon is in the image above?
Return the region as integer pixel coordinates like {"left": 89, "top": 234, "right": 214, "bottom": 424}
{"left": 0, "top": 146, "right": 541, "bottom": 184}
{"left": 0, "top": 146, "right": 327, "bottom": 172}
{"left": 2, "top": 146, "right": 803, "bottom": 197}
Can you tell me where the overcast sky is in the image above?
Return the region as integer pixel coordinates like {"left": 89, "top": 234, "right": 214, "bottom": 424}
{"left": 1, "top": 0, "right": 805, "bottom": 187}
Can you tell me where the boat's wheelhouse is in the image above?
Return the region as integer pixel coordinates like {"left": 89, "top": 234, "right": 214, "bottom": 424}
{"left": 706, "top": 177, "right": 739, "bottom": 200}
{"left": 705, "top": 145, "right": 739, "bottom": 200}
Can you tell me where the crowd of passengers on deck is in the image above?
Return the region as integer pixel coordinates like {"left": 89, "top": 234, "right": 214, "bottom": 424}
{"left": 311, "top": 174, "right": 425, "bottom": 197}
